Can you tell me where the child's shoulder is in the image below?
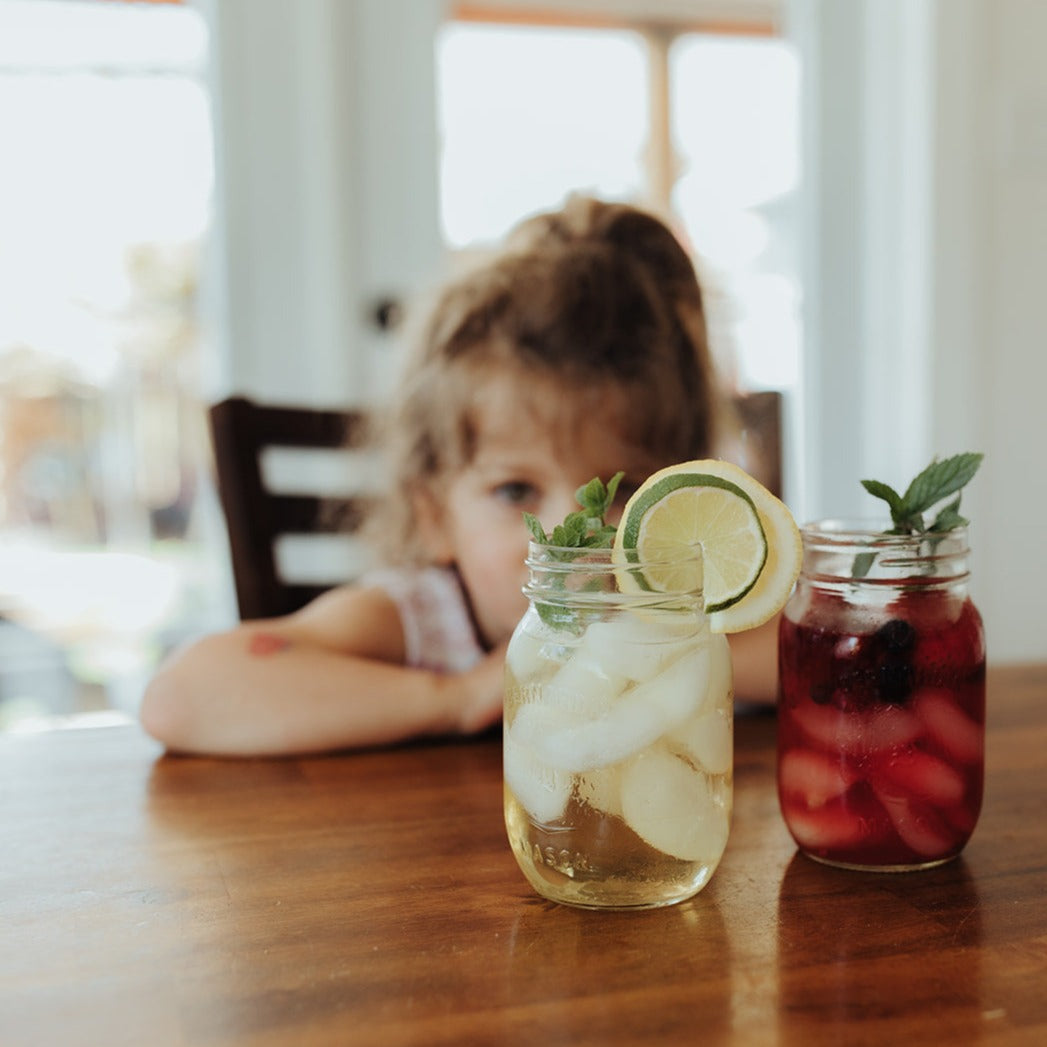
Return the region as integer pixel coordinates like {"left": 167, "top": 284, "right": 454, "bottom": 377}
{"left": 362, "top": 563, "right": 459, "bottom": 597}
{"left": 361, "top": 565, "right": 484, "bottom": 673}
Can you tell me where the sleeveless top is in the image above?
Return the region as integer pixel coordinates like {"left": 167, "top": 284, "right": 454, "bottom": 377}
{"left": 361, "top": 566, "right": 486, "bottom": 673}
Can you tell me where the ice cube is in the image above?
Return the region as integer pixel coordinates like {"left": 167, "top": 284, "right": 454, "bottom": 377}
{"left": 503, "top": 718, "right": 571, "bottom": 823}
{"left": 706, "top": 632, "right": 733, "bottom": 707}
{"left": 505, "top": 623, "right": 574, "bottom": 683}
{"left": 873, "top": 750, "right": 966, "bottom": 806}
{"left": 509, "top": 700, "right": 577, "bottom": 750}
{"left": 626, "top": 642, "right": 711, "bottom": 730}
{"left": 786, "top": 799, "right": 876, "bottom": 852}
{"left": 792, "top": 701, "right": 921, "bottom": 756}
{"left": 873, "top": 787, "right": 957, "bottom": 859}
{"left": 620, "top": 745, "right": 730, "bottom": 862}
{"left": 575, "top": 763, "right": 623, "bottom": 818}
{"left": 667, "top": 633, "right": 732, "bottom": 773}
{"left": 778, "top": 747, "right": 854, "bottom": 807}
{"left": 529, "top": 642, "right": 710, "bottom": 773}
{"left": 914, "top": 688, "right": 983, "bottom": 765}
{"left": 668, "top": 708, "right": 732, "bottom": 776}
{"left": 505, "top": 629, "right": 550, "bottom": 682}
{"left": 580, "top": 615, "right": 698, "bottom": 684}
{"left": 528, "top": 691, "right": 666, "bottom": 773}
{"left": 543, "top": 648, "right": 627, "bottom": 718}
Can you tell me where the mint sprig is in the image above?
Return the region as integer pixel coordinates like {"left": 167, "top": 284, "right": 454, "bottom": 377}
{"left": 522, "top": 472, "right": 624, "bottom": 631}
{"left": 853, "top": 453, "right": 983, "bottom": 578}
{"left": 523, "top": 471, "right": 623, "bottom": 549}
{"left": 861, "top": 453, "right": 983, "bottom": 535}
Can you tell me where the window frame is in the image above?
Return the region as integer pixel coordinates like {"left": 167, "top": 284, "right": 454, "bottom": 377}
{"left": 448, "top": 2, "right": 780, "bottom": 217}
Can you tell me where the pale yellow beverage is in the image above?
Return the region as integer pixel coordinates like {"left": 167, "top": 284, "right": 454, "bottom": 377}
{"left": 503, "top": 545, "right": 734, "bottom": 910}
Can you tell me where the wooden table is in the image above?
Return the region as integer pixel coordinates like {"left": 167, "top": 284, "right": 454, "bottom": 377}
{"left": 4, "top": 665, "right": 1046, "bottom": 1046}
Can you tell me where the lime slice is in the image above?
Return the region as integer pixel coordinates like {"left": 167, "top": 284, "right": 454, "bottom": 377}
{"left": 613, "top": 459, "right": 802, "bottom": 634}
{"left": 615, "top": 471, "right": 767, "bottom": 611}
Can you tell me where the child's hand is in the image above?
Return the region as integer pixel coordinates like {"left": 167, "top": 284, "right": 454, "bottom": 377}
{"left": 454, "top": 642, "right": 508, "bottom": 735}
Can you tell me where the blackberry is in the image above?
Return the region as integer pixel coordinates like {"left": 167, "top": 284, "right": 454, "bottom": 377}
{"left": 877, "top": 660, "right": 915, "bottom": 704}
{"left": 811, "top": 682, "right": 833, "bottom": 705}
{"left": 876, "top": 618, "right": 916, "bottom": 653}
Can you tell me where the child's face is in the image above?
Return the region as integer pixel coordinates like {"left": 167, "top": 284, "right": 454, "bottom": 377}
{"left": 432, "top": 374, "right": 668, "bottom": 650}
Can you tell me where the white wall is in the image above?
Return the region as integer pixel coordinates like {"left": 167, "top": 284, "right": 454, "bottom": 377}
{"left": 930, "top": 0, "right": 1047, "bottom": 662}
{"left": 792, "top": 0, "right": 1047, "bottom": 662}
{"left": 200, "top": 0, "right": 443, "bottom": 408}
{"left": 789, "top": 0, "right": 935, "bottom": 523}
{"left": 199, "top": 0, "right": 1047, "bottom": 663}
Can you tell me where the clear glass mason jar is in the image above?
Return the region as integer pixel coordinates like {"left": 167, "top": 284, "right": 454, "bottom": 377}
{"left": 503, "top": 541, "right": 733, "bottom": 910}
{"left": 777, "top": 521, "right": 986, "bottom": 871}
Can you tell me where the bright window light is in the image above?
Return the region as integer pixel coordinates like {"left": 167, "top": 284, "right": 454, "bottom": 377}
{"left": 671, "top": 34, "right": 802, "bottom": 391}
{"left": 436, "top": 23, "right": 647, "bottom": 247}
{"left": 0, "top": 1, "right": 211, "bottom": 385}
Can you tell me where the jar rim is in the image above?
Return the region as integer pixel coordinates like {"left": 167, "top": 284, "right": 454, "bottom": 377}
{"left": 524, "top": 539, "right": 705, "bottom": 564}
{"left": 523, "top": 539, "right": 706, "bottom": 604}
{"left": 800, "top": 518, "right": 969, "bottom": 547}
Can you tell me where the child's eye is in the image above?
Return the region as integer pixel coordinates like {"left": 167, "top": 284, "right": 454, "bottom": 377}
{"left": 492, "top": 481, "right": 538, "bottom": 507}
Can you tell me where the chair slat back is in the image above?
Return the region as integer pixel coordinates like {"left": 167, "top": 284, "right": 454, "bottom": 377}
{"left": 208, "top": 396, "right": 371, "bottom": 620}
{"left": 732, "top": 390, "right": 783, "bottom": 501}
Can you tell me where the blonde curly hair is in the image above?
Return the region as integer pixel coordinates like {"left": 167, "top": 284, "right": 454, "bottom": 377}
{"left": 362, "top": 196, "right": 728, "bottom": 564}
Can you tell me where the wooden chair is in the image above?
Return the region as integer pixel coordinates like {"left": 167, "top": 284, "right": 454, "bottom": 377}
{"left": 208, "top": 390, "right": 783, "bottom": 622}
{"left": 208, "top": 396, "right": 373, "bottom": 620}
{"left": 731, "top": 389, "right": 783, "bottom": 502}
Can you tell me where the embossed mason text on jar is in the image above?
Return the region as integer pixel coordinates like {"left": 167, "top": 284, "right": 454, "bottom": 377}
{"left": 503, "top": 542, "right": 733, "bottom": 910}
{"left": 777, "top": 522, "right": 985, "bottom": 871}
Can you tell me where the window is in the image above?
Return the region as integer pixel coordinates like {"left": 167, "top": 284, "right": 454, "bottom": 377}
{"left": 435, "top": 11, "right": 801, "bottom": 393}
{"left": 671, "top": 32, "right": 801, "bottom": 391}
{"left": 437, "top": 24, "right": 648, "bottom": 248}
{"left": 0, "top": 1, "right": 225, "bottom": 729}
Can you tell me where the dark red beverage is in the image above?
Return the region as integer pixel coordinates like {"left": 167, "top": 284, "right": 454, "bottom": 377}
{"left": 777, "top": 524, "right": 985, "bottom": 870}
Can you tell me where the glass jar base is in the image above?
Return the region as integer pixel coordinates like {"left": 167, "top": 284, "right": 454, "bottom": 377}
{"left": 513, "top": 856, "right": 716, "bottom": 910}
{"left": 540, "top": 893, "right": 703, "bottom": 912}
{"left": 801, "top": 850, "right": 960, "bottom": 874}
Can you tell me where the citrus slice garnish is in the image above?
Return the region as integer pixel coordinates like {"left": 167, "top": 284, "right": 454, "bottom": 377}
{"left": 613, "top": 459, "right": 802, "bottom": 634}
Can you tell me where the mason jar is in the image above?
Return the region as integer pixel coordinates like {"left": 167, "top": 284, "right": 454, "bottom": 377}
{"left": 777, "top": 521, "right": 985, "bottom": 871}
{"left": 503, "top": 541, "right": 733, "bottom": 910}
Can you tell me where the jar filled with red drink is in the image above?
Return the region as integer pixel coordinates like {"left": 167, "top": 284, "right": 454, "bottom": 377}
{"left": 777, "top": 521, "right": 985, "bottom": 871}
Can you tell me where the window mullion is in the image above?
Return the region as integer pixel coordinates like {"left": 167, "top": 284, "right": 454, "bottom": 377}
{"left": 640, "top": 25, "right": 679, "bottom": 216}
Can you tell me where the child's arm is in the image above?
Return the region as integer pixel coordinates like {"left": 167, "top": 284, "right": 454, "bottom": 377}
{"left": 727, "top": 616, "right": 781, "bottom": 706}
{"left": 138, "top": 585, "right": 506, "bottom": 757}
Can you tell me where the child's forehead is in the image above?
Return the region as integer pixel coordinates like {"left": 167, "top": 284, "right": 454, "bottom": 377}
{"left": 461, "top": 369, "right": 669, "bottom": 480}
{"left": 471, "top": 368, "right": 622, "bottom": 437}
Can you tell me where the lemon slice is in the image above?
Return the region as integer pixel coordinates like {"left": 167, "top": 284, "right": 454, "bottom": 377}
{"left": 613, "top": 459, "right": 802, "bottom": 634}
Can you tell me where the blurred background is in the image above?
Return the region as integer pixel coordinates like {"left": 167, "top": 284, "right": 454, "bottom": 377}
{"left": 1, "top": 0, "right": 1043, "bottom": 731}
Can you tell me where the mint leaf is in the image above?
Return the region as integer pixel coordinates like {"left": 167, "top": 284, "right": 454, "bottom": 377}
{"left": 862, "top": 453, "right": 983, "bottom": 536}
{"left": 584, "top": 524, "right": 618, "bottom": 548}
{"left": 900, "top": 453, "right": 984, "bottom": 518}
{"left": 855, "top": 452, "right": 982, "bottom": 577}
{"left": 523, "top": 512, "right": 547, "bottom": 544}
{"left": 523, "top": 474, "right": 626, "bottom": 629}
{"left": 575, "top": 472, "right": 624, "bottom": 522}
{"left": 860, "top": 479, "right": 904, "bottom": 519}
{"left": 550, "top": 511, "right": 590, "bottom": 548}
{"left": 526, "top": 473, "right": 624, "bottom": 550}
{"left": 929, "top": 496, "right": 968, "bottom": 533}
{"left": 852, "top": 551, "right": 877, "bottom": 579}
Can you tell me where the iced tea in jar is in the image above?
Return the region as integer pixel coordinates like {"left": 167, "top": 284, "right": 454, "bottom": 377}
{"left": 777, "top": 520, "right": 985, "bottom": 871}
{"left": 503, "top": 541, "right": 734, "bottom": 910}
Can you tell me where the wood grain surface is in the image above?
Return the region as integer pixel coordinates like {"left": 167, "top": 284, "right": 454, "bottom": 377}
{"left": 3, "top": 664, "right": 1045, "bottom": 1046}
